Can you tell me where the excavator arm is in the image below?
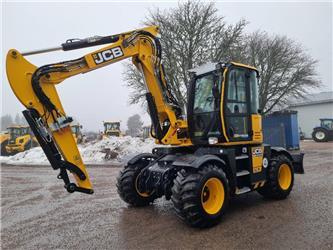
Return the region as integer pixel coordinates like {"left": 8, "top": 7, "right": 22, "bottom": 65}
{"left": 6, "top": 26, "right": 190, "bottom": 194}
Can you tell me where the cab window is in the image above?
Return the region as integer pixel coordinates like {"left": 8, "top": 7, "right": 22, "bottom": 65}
{"left": 225, "top": 68, "right": 250, "bottom": 140}
{"left": 249, "top": 71, "right": 259, "bottom": 114}
{"left": 193, "top": 74, "right": 218, "bottom": 114}
{"left": 192, "top": 72, "right": 221, "bottom": 138}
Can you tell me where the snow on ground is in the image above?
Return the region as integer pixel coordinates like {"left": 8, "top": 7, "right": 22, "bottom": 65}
{"left": 0, "top": 136, "right": 157, "bottom": 166}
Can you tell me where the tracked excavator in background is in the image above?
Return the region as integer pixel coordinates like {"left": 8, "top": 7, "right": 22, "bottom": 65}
{"left": 6, "top": 26, "right": 304, "bottom": 228}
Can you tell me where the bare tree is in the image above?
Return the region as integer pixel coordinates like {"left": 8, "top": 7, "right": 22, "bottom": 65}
{"left": 123, "top": 1, "right": 246, "bottom": 108}
{"left": 241, "top": 31, "right": 320, "bottom": 114}
{"left": 1, "top": 114, "right": 13, "bottom": 130}
{"left": 14, "top": 113, "right": 21, "bottom": 125}
{"left": 126, "top": 114, "right": 143, "bottom": 137}
{"left": 123, "top": 1, "right": 319, "bottom": 114}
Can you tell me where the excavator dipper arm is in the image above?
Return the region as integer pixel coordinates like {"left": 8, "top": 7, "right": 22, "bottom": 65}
{"left": 6, "top": 26, "right": 189, "bottom": 194}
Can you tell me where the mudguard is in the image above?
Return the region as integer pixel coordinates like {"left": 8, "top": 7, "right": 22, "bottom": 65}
{"left": 127, "top": 153, "right": 157, "bottom": 166}
{"left": 271, "top": 147, "right": 304, "bottom": 174}
{"left": 172, "top": 154, "right": 226, "bottom": 168}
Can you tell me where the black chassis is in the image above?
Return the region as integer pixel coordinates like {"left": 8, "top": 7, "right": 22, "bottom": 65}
{"left": 133, "top": 144, "right": 304, "bottom": 199}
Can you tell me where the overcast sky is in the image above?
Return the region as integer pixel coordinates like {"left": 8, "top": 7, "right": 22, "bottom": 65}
{"left": 2, "top": 1, "right": 332, "bottom": 131}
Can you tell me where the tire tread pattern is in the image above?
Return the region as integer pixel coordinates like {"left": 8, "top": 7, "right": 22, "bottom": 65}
{"left": 171, "top": 164, "right": 229, "bottom": 228}
{"left": 258, "top": 154, "right": 294, "bottom": 199}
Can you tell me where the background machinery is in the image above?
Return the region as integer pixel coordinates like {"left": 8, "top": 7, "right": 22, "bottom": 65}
{"left": 4, "top": 125, "right": 38, "bottom": 155}
{"left": 71, "top": 124, "right": 85, "bottom": 144}
{"left": 312, "top": 118, "right": 333, "bottom": 142}
{"left": 0, "top": 131, "right": 10, "bottom": 155}
{"left": 142, "top": 126, "right": 151, "bottom": 139}
{"left": 103, "top": 121, "right": 121, "bottom": 137}
{"left": 6, "top": 26, "right": 304, "bottom": 227}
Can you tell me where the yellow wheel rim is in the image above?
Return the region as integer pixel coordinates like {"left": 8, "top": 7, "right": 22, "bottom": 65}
{"left": 278, "top": 164, "right": 292, "bottom": 190}
{"left": 135, "top": 175, "right": 150, "bottom": 197}
{"left": 201, "top": 177, "right": 224, "bottom": 215}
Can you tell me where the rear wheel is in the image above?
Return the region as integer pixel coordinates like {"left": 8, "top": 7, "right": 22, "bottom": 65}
{"left": 171, "top": 164, "right": 229, "bottom": 228}
{"left": 117, "top": 156, "right": 158, "bottom": 206}
{"left": 258, "top": 154, "right": 294, "bottom": 199}
{"left": 312, "top": 128, "right": 328, "bottom": 142}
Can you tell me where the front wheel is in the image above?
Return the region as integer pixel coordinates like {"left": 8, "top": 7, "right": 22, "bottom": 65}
{"left": 258, "top": 154, "right": 294, "bottom": 199}
{"left": 117, "top": 156, "right": 158, "bottom": 207}
{"left": 312, "top": 128, "right": 328, "bottom": 142}
{"left": 171, "top": 164, "right": 229, "bottom": 228}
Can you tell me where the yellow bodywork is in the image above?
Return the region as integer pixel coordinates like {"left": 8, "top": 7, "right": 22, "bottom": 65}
{"left": 0, "top": 132, "right": 9, "bottom": 144}
{"left": 0, "top": 132, "right": 10, "bottom": 155}
{"left": 6, "top": 26, "right": 190, "bottom": 190}
{"left": 5, "top": 25, "right": 263, "bottom": 192}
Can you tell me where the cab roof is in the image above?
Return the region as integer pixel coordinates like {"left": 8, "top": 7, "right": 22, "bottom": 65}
{"left": 188, "top": 61, "right": 258, "bottom": 75}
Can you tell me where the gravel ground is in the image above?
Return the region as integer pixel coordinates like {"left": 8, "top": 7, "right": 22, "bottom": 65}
{"left": 1, "top": 141, "right": 333, "bottom": 249}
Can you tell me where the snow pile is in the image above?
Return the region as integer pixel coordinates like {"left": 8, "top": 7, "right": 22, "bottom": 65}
{"left": 0, "top": 136, "right": 157, "bottom": 165}
{"left": 80, "top": 136, "right": 157, "bottom": 163}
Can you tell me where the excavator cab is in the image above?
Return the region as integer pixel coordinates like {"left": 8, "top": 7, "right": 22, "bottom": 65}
{"left": 187, "top": 63, "right": 262, "bottom": 145}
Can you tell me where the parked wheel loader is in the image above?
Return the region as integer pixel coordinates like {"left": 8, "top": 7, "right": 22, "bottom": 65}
{"left": 4, "top": 125, "right": 38, "bottom": 155}
{"left": 103, "top": 121, "right": 121, "bottom": 137}
{"left": 5, "top": 26, "right": 304, "bottom": 228}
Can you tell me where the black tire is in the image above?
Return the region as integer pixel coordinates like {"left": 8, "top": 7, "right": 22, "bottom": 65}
{"left": 1, "top": 143, "right": 8, "bottom": 156}
{"left": 312, "top": 128, "right": 328, "bottom": 142}
{"left": 171, "top": 164, "right": 229, "bottom": 228}
{"left": 258, "top": 154, "right": 294, "bottom": 199}
{"left": 117, "top": 158, "right": 158, "bottom": 207}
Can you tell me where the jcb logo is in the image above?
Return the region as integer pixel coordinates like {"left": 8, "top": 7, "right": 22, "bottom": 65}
{"left": 92, "top": 47, "right": 123, "bottom": 64}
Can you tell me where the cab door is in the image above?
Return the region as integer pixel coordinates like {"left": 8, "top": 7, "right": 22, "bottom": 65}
{"left": 187, "top": 71, "right": 223, "bottom": 145}
{"left": 223, "top": 66, "right": 260, "bottom": 142}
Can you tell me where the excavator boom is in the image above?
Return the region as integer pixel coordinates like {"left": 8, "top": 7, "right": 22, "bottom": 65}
{"left": 6, "top": 26, "right": 189, "bottom": 194}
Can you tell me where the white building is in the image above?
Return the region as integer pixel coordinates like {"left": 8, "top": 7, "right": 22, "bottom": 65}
{"left": 288, "top": 91, "right": 333, "bottom": 138}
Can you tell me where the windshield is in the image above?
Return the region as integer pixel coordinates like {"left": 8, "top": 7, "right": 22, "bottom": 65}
{"left": 8, "top": 127, "right": 28, "bottom": 139}
{"left": 106, "top": 123, "right": 120, "bottom": 130}
{"left": 193, "top": 73, "right": 220, "bottom": 114}
{"left": 321, "top": 120, "right": 333, "bottom": 129}
{"left": 191, "top": 72, "right": 222, "bottom": 138}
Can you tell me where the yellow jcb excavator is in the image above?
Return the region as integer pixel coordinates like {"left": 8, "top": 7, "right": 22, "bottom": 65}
{"left": 6, "top": 26, "right": 304, "bottom": 227}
